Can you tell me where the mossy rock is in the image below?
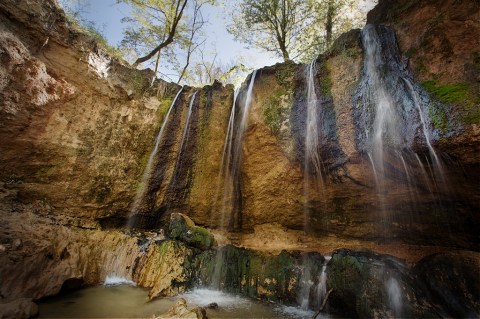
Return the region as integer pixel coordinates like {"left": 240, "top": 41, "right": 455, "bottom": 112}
{"left": 421, "top": 80, "right": 470, "bottom": 105}
{"left": 326, "top": 249, "right": 424, "bottom": 318}
{"left": 196, "top": 246, "right": 324, "bottom": 306}
{"left": 168, "top": 213, "right": 216, "bottom": 250}
{"left": 412, "top": 251, "right": 480, "bottom": 317}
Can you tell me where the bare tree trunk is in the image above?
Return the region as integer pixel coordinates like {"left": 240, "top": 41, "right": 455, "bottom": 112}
{"left": 325, "top": 0, "right": 334, "bottom": 48}
{"left": 151, "top": 50, "right": 161, "bottom": 86}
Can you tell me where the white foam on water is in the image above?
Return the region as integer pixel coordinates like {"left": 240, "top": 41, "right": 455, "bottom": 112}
{"left": 103, "top": 275, "right": 136, "bottom": 286}
{"left": 179, "top": 289, "right": 252, "bottom": 310}
{"left": 275, "top": 305, "right": 316, "bottom": 319}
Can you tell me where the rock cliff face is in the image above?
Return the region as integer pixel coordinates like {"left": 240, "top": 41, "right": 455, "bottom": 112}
{"left": 0, "top": 0, "right": 479, "bottom": 316}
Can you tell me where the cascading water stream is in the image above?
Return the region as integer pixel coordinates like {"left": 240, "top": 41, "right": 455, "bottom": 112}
{"left": 316, "top": 255, "right": 331, "bottom": 305}
{"left": 303, "top": 60, "right": 325, "bottom": 233}
{"left": 104, "top": 87, "right": 184, "bottom": 282}
{"left": 165, "top": 90, "right": 198, "bottom": 202}
{"left": 128, "top": 87, "right": 184, "bottom": 224}
{"left": 210, "top": 72, "right": 257, "bottom": 289}
{"left": 305, "top": 61, "right": 324, "bottom": 181}
{"left": 357, "top": 24, "right": 451, "bottom": 238}
{"left": 361, "top": 25, "right": 399, "bottom": 181}
{"left": 298, "top": 256, "right": 331, "bottom": 311}
{"left": 386, "top": 277, "right": 403, "bottom": 318}
{"left": 227, "top": 70, "right": 257, "bottom": 229}
{"left": 215, "top": 89, "right": 239, "bottom": 229}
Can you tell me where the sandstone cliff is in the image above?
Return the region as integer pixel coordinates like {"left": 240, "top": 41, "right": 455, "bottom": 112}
{"left": 0, "top": 0, "right": 479, "bottom": 316}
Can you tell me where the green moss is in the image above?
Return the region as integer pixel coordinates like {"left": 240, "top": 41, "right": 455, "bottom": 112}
{"left": 128, "top": 72, "right": 150, "bottom": 94}
{"left": 159, "top": 97, "right": 173, "bottom": 117}
{"left": 463, "top": 107, "right": 480, "bottom": 124}
{"left": 428, "top": 102, "right": 449, "bottom": 133}
{"left": 35, "top": 165, "right": 57, "bottom": 179}
{"left": 394, "top": 0, "right": 417, "bottom": 15}
{"left": 405, "top": 47, "right": 417, "bottom": 59}
{"left": 319, "top": 62, "right": 332, "bottom": 97}
{"left": 344, "top": 48, "right": 359, "bottom": 59}
{"left": 169, "top": 213, "right": 215, "bottom": 250}
{"left": 263, "top": 94, "right": 289, "bottom": 135}
{"left": 275, "top": 61, "right": 295, "bottom": 89}
{"left": 422, "top": 80, "right": 469, "bottom": 104}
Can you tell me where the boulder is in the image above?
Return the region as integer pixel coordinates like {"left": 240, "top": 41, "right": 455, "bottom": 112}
{"left": 154, "top": 298, "right": 206, "bottom": 319}
{"left": 196, "top": 245, "right": 325, "bottom": 306}
{"left": 326, "top": 249, "right": 435, "bottom": 318}
{"left": 0, "top": 298, "right": 38, "bottom": 319}
{"left": 412, "top": 251, "right": 480, "bottom": 318}
{"left": 169, "top": 213, "right": 216, "bottom": 250}
{"left": 133, "top": 240, "right": 196, "bottom": 300}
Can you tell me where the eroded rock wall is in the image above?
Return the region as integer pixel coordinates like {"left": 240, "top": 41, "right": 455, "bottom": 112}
{"left": 0, "top": 0, "right": 478, "bottom": 271}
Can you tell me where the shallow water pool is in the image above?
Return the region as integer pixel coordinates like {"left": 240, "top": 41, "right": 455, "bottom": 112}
{"left": 38, "top": 285, "right": 323, "bottom": 319}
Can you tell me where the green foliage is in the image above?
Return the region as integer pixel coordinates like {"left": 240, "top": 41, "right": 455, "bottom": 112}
{"left": 119, "top": 0, "right": 216, "bottom": 85}
{"left": 226, "top": 0, "right": 365, "bottom": 62}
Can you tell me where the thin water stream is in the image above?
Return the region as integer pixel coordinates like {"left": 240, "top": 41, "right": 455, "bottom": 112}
{"left": 128, "top": 87, "right": 184, "bottom": 223}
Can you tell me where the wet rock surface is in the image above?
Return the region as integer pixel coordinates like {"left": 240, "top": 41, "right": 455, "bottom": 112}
{"left": 153, "top": 298, "right": 203, "bottom": 319}
{"left": 0, "top": 298, "right": 39, "bottom": 319}
{"left": 412, "top": 251, "right": 480, "bottom": 318}
{"left": 0, "top": 0, "right": 478, "bottom": 251}
{"left": 0, "top": 0, "right": 478, "bottom": 318}
{"left": 196, "top": 245, "right": 326, "bottom": 306}
{"left": 326, "top": 249, "right": 435, "bottom": 318}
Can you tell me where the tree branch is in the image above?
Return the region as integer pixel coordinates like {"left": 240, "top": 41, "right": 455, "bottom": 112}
{"left": 132, "top": 0, "right": 188, "bottom": 67}
{"left": 311, "top": 288, "right": 333, "bottom": 319}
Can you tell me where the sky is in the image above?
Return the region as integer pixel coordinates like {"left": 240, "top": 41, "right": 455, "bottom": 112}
{"left": 60, "top": 0, "right": 377, "bottom": 84}
{"left": 64, "top": 0, "right": 281, "bottom": 80}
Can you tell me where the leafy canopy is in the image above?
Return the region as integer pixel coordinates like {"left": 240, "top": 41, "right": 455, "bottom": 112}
{"left": 227, "top": 0, "right": 365, "bottom": 63}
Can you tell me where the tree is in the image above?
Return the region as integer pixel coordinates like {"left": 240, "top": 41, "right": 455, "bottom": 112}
{"left": 119, "top": 0, "right": 189, "bottom": 68}
{"left": 226, "top": 0, "right": 365, "bottom": 62}
{"left": 176, "top": 0, "right": 208, "bottom": 83}
{"left": 119, "top": 0, "right": 218, "bottom": 86}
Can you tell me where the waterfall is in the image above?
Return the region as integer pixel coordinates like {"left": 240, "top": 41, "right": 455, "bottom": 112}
{"left": 357, "top": 24, "right": 444, "bottom": 175}
{"left": 316, "top": 256, "right": 331, "bottom": 305}
{"left": 128, "top": 87, "right": 184, "bottom": 224}
{"left": 356, "top": 24, "right": 454, "bottom": 317}
{"left": 166, "top": 90, "right": 198, "bottom": 200}
{"left": 210, "top": 72, "right": 256, "bottom": 290}
{"left": 304, "top": 60, "right": 324, "bottom": 184}
{"left": 361, "top": 25, "right": 400, "bottom": 179}
{"left": 355, "top": 24, "right": 450, "bottom": 234}
{"left": 297, "top": 256, "right": 330, "bottom": 311}
{"left": 225, "top": 70, "right": 257, "bottom": 230}
{"left": 215, "top": 89, "right": 239, "bottom": 229}
{"left": 303, "top": 60, "right": 325, "bottom": 232}
{"left": 386, "top": 277, "right": 403, "bottom": 318}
